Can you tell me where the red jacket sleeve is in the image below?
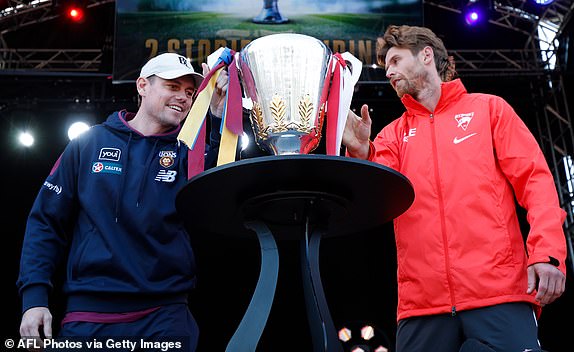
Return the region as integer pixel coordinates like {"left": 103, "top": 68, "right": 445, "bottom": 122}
{"left": 490, "top": 96, "right": 567, "bottom": 274}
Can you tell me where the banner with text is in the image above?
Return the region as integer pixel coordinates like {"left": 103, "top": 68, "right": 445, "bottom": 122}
{"left": 114, "top": 0, "right": 423, "bottom": 83}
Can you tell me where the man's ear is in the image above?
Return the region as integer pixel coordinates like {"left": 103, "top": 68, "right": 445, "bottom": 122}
{"left": 136, "top": 77, "right": 149, "bottom": 97}
{"left": 421, "top": 46, "right": 434, "bottom": 65}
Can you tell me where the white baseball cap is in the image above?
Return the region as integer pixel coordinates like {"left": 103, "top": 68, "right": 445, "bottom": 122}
{"left": 139, "top": 53, "right": 203, "bottom": 87}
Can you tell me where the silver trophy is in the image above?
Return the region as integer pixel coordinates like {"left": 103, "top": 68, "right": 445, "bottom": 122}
{"left": 238, "top": 33, "right": 332, "bottom": 155}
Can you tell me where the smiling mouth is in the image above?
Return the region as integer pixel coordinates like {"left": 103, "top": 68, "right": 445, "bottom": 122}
{"left": 168, "top": 105, "right": 183, "bottom": 112}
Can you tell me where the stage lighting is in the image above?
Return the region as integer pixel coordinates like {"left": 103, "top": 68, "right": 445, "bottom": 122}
{"left": 18, "top": 131, "right": 34, "bottom": 147}
{"left": 64, "top": 3, "right": 86, "bottom": 23}
{"left": 338, "top": 327, "right": 352, "bottom": 342}
{"left": 68, "top": 121, "right": 90, "bottom": 140}
{"left": 338, "top": 322, "right": 390, "bottom": 352}
{"left": 533, "top": 0, "right": 555, "bottom": 5}
{"left": 361, "top": 325, "right": 375, "bottom": 340}
{"left": 463, "top": 0, "right": 490, "bottom": 26}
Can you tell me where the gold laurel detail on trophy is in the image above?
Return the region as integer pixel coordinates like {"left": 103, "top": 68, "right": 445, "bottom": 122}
{"left": 297, "top": 94, "right": 313, "bottom": 133}
{"left": 251, "top": 102, "right": 268, "bottom": 139}
{"left": 270, "top": 94, "right": 287, "bottom": 133}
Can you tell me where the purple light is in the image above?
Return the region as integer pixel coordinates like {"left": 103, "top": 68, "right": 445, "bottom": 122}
{"left": 534, "top": 0, "right": 555, "bottom": 5}
{"left": 462, "top": 0, "right": 490, "bottom": 26}
{"left": 464, "top": 10, "right": 481, "bottom": 25}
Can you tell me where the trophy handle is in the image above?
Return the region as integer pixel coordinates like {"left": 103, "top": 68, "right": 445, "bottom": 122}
{"left": 333, "top": 52, "right": 363, "bottom": 154}
{"left": 235, "top": 52, "right": 254, "bottom": 111}
{"left": 341, "top": 52, "right": 363, "bottom": 86}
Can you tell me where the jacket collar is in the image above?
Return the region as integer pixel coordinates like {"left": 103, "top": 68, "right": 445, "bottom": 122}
{"left": 401, "top": 78, "right": 467, "bottom": 115}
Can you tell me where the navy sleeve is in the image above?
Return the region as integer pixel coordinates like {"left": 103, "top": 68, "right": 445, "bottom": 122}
{"left": 17, "top": 141, "right": 79, "bottom": 313}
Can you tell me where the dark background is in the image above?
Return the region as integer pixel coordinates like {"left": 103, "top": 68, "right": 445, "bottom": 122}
{"left": 2, "top": 1, "right": 573, "bottom": 351}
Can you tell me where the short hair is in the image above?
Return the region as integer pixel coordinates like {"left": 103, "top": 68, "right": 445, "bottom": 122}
{"left": 136, "top": 75, "right": 156, "bottom": 107}
{"left": 376, "top": 25, "right": 457, "bottom": 82}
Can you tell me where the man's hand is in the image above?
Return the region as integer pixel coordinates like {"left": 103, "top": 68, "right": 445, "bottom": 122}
{"left": 527, "top": 262, "right": 566, "bottom": 305}
{"left": 20, "top": 307, "right": 52, "bottom": 351}
{"left": 343, "top": 104, "right": 372, "bottom": 159}
{"left": 202, "top": 62, "right": 229, "bottom": 119}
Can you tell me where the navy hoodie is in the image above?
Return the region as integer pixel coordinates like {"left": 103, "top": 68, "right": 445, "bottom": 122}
{"left": 17, "top": 110, "right": 221, "bottom": 313}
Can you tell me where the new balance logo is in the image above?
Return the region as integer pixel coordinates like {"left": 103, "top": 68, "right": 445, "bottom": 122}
{"left": 155, "top": 170, "right": 177, "bottom": 182}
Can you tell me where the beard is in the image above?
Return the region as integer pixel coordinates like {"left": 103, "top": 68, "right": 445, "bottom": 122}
{"left": 394, "top": 65, "right": 429, "bottom": 99}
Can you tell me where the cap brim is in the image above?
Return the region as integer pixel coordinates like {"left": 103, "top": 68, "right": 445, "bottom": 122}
{"left": 155, "top": 70, "right": 204, "bottom": 88}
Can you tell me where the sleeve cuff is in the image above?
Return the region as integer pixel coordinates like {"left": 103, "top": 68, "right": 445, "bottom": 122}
{"left": 548, "top": 256, "right": 560, "bottom": 267}
{"left": 21, "top": 284, "right": 50, "bottom": 313}
{"left": 528, "top": 254, "right": 565, "bottom": 274}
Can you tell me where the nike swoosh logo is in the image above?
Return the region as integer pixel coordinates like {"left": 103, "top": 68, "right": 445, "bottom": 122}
{"left": 453, "top": 133, "right": 478, "bottom": 144}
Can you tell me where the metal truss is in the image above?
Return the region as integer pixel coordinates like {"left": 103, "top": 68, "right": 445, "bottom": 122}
{"left": 531, "top": 73, "right": 574, "bottom": 274}
{"left": 426, "top": 0, "right": 574, "bottom": 273}
{"left": 0, "top": 0, "right": 114, "bottom": 50}
{"left": 0, "top": 47, "right": 554, "bottom": 77}
{"left": 0, "top": 0, "right": 111, "bottom": 73}
{"left": 0, "top": 0, "right": 570, "bottom": 76}
{"left": 450, "top": 48, "right": 544, "bottom": 76}
{"left": 0, "top": 48, "right": 102, "bottom": 71}
{"left": 425, "top": 0, "right": 573, "bottom": 72}
{"left": 425, "top": 0, "right": 574, "bottom": 42}
{"left": 0, "top": 1, "right": 57, "bottom": 38}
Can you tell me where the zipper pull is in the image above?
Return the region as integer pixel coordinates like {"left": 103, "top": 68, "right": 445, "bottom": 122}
{"left": 451, "top": 306, "right": 456, "bottom": 316}
{"left": 430, "top": 113, "right": 434, "bottom": 123}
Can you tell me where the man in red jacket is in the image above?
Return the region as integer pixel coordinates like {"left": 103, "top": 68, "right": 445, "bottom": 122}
{"left": 343, "top": 25, "right": 567, "bottom": 352}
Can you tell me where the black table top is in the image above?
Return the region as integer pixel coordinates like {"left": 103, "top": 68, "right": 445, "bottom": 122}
{"left": 176, "top": 154, "right": 414, "bottom": 240}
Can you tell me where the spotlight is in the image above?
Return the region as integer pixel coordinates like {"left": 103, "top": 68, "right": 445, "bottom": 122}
{"left": 463, "top": 0, "right": 490, "bottom": 26}
{"left": 339, "top": 327, "right": 352, "bottom": 342}
{"left": 464, "top": 10, "right": 480, "bottom": 25}
{"left": 338, "top": 322, "right": 390, "bottom": 352}
{"left": 68, "top": 121, "right": 90, "bottom": 140}
{"left": 18, "top": 131, "right": 35, "bottom": 147}
{"left": 64, "top": 3, "right": 86, "bottom": 23}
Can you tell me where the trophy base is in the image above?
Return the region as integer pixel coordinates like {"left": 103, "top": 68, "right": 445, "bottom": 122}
{"left": 259, "top": 133, "right": 319, "bottom": 155}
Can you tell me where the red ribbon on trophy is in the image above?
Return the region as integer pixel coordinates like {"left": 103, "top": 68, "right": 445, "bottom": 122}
{"left": 177, "top": 48, "right": 243, "bottom": 179}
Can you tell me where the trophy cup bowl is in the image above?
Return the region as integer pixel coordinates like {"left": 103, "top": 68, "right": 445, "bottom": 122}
{"left": 238, "top": 33, "right": 332, "bottom": 155}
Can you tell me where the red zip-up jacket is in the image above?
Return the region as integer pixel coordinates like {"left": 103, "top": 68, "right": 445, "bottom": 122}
{"left": 368, "top": 79, "right": 567, "bottom": 321}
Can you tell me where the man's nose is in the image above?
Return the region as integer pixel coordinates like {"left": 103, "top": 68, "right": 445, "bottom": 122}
{"left": 175, "top": 91, "right": 188, "bottom": 101}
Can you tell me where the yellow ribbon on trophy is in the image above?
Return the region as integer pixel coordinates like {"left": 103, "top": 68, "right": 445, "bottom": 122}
{"left": 177, "top": 48, "right": 243, "bottom": 179}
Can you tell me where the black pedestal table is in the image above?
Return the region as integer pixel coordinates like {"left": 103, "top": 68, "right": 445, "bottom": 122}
{"left": 176, "top": 154, "right": 414, "bottom": 351}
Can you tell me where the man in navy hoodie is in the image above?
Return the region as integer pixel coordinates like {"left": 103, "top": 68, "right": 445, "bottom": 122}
{"left": 17, "top": 53, "right": 228, "bottom": 351}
